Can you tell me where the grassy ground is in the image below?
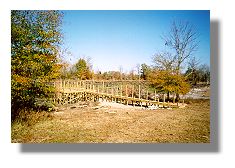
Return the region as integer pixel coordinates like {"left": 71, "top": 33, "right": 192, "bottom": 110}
{"left": 12, "top": 99, "right": 210, "bottom": 143}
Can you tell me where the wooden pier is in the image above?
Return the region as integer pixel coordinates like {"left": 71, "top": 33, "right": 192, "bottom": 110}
{"left": 52, "top": 80, "right": 184, "bottom": 108}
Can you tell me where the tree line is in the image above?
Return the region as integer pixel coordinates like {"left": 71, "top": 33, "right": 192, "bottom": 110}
{"left": 61, "top": 59, "right": 209, "bottom": 84}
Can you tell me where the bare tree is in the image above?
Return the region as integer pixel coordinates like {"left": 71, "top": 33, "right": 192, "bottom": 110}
{"left": 152, "top": 52, "right": 176, "bottom": 71}
{"left": 185, "top": 56, "right": 200, "bottom": 85}
{"left": 162, "top": 20, "right": 199, "bottom": 100}
{"left": 188, "top": 56, "right": 200, "bottom": 70}
{"left": 163, "top": 20, "right": 199, "bottom": 73}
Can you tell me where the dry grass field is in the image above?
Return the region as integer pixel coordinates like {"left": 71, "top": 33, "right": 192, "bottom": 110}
{"left": 12, "top": 99, "right": 210, "bottom": 143}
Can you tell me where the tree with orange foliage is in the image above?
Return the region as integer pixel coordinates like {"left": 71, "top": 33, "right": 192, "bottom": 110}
{"left": 11, "top": 10, "right": 63, "bottom": 119}
{"left": 148, "top": 70, "right": 190, "bottom": 101}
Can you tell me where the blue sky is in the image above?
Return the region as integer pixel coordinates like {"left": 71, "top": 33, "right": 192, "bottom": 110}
{"left": 61, "top": 10, "right": 210, "bottom": 73}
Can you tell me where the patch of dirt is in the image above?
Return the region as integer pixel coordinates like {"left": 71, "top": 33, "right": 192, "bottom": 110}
{"left": 12, "top": 99, "right": 210, "bottom": 143}
{"left": 181, "top": 86, "right": 210, "bottom": 99}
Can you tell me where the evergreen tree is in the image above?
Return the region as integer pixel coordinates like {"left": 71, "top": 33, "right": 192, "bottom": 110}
{"left": 74, "top": 58, "right": 92, "bottom": 80}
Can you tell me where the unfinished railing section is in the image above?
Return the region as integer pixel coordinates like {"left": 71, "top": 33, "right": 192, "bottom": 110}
{"left": 52, "top": 80, "right": 185, "bottom": 108}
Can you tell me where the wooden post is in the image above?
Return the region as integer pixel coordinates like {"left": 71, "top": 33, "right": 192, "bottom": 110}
{"left": 92, "top": 79, "right": 94, "bottom": 92}
{"left": 146, "top": 90, "right": 148, "bottom": 100}
{"left": 154, "top": 90, "right": 156, "bottom": 101}
{"left": 117, "top": 86, "right": 119, "bottom": 96}
{"left": 139, "top": 85, "right": 141, "bottom": 99}
{"left": 102, "top": 81, "right": 104, "bottom": 94}
{"left": 126, "top": 85, "right": 128, "bottom": 97}
{"left": 132, "top": 85, "right": 134, "bottom": 99}
{"left": 98, "top": 85, "right": 99, "bottom": 94}
{"left": 121, "top": 85, "right": 122, "bottom": 97}
{"left": 163, "top": 94, "right": 165, "bottom": 104}
{"left": 173, "top": 94, "right": 175, "bottom": 104}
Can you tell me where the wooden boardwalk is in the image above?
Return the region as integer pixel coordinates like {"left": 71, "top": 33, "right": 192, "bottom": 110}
{"left": 52, "top": 80, "right": 185, "bottom": 108}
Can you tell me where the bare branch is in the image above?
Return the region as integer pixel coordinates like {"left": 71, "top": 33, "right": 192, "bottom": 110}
{"left": 152, "top": 52, "right": 177, "bottom": 71}
{"left": 162, "top": 20, "right": 199, "bottom": 72}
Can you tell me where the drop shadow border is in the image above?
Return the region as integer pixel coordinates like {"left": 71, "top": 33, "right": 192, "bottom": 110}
{"left": 19, "top": 20, "right": 220, "bottom": 153}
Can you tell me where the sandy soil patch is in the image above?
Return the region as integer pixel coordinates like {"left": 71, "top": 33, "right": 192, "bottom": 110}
{"left": 12, "top": 100, "right": 210, "bottom": 143}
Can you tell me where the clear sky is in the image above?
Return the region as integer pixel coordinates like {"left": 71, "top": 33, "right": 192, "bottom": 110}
{"left": 61, "top": 10, "right": 210, "bottom": 73}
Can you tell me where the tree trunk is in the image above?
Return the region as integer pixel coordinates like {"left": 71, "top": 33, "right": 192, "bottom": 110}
{"left": 176, "top": 93, "right": 180, "bottom": 102}
{"left": 167, "top": 92, "right": 170, "bottom": 101}
{"left": 176, "top": 66, "right": 180, "bottom": 102}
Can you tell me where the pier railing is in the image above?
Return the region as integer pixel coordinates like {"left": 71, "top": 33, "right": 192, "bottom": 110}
{"left": 51, "top": 80, "right": 185, "bottom": 108}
